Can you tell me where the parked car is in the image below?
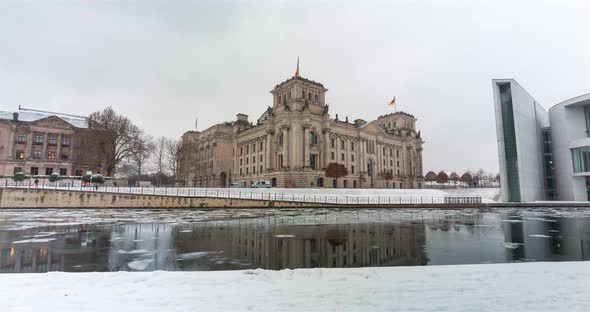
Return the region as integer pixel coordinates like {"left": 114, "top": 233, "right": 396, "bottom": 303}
{"left": 251, "top": 180, "right": 272, "bottom": 188}
{"left": 230, "top": 180, "right": 246, "bottom": 188}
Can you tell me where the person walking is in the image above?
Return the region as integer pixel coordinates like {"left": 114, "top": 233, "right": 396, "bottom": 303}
{"left": 34, "top": 179, "right": 39, "bottom": 188}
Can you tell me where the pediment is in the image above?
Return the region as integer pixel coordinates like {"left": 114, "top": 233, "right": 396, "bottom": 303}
{"left": 361, "top": 121, "right": 386, "bottom": 134}
{"left": 31, "top": 116, "right": 76, "bottom": 129}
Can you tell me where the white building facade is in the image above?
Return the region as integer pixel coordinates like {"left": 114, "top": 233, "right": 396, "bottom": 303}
{"left": 493, "top": 79, "right": 590, "bottom": 201}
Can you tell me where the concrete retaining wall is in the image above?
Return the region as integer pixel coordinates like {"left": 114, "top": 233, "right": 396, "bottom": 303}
{"left": 1, "top": 188, "right": 589, "bottom": 209}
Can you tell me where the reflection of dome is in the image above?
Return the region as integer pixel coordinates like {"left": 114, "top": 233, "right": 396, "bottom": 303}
{"left": 326, "top": 228, "right": 347, "bottom": 247}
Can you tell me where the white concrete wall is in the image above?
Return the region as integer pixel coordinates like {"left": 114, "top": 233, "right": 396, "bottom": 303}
{"left": 549, "top": 99, "right": 590, "bottom": 201}
{"left": 493, "top": 79, "right": 548, "bottom": 202}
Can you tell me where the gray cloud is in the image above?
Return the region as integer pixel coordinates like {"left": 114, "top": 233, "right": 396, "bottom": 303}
{"left": 1, "top": 0, "right": 589, "bottom": 173}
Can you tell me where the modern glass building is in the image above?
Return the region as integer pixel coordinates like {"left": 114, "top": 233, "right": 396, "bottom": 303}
{"left": 493, "top": 79, "right": 590, "bottom": 202}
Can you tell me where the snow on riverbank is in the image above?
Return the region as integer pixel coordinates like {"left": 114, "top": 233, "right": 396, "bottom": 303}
{"left": 2, "top": 262, "right": 588, "bottom": 312}
{"left": 199, "top": 187, "right": 501, "bottom": 203}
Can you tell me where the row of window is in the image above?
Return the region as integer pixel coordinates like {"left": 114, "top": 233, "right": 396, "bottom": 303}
{"left": 239, "top": 141, "right": 265, "bottom": 156}
{"left": 15, "top": 150, "right": 69, "bottom": 160}
{"left": 13, "top": 167, "right": 79, "bottom": 176}
{"left": 239, "top": 165, "right": 265, "bottom": 176}
{"left": 277, "top": 90, "right": 320, "bottom": 105}
{"left": 239, "top": 155, "right": 264, "bottom": 166}
{"left": 16, "top": 133, "right": 71, "bottom": 146}
{"left": 329, "top": 152, "right": 400, "bottom": 166}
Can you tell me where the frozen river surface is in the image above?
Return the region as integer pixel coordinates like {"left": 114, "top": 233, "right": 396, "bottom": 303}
{"left": 0, "top": 207, "right": 589, "bottom": 273}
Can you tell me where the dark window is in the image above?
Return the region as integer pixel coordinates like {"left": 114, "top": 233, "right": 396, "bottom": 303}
{"left": 13, "top": 167, "right": 22, "bottom": 174}
{"left": 341, "top": 140, "right": 345, "bottom": 149}
{"left": 75, "top": 170, "right": 83, "bottom": 176}
{"left": 330, "top": 152, "right": 335, "bottom": 160}
{"left": 309, "top": 132, "right": 318, "bottom": 145}
{"left": 341, "top": 153, "right": 345, "bottom": 161}
{"left": 315, "top": 94, "right": 318, "bottom": 101}
{"left": 351, "top": 165, "right": 355, "bottom": 174}
{"left": 34, "top": 135, "right": 43, "bottom": 145}
{"left": 310, "top": 154, "right": 317, "bottom": 170}
{"left": 351, "top": 154, "right": 355, "bottom": 162}
{"left": 59, "top": 168, "right": 67, "bottom": 176}
{"left": 351, "top": 142, "right": 355, "bottom": 151}
{"left": 48, "top": 136, "right": 57, "bottom": 145}
{"left": 45, "top": 168, "right": 53, "bottom": 175}
{"left": 17, "top": 133, "right": 26, "bottom": 143}
{"left": 62, "top": 136, "right": 70, "bottom": 146}
{"left": 30, "top": 167, "right": 39, "bottom": 175}
{"left": 61, "top": 153, "right": 69, "bottom": 160}
{"left": 330, "top": 138, "right": 335, "bottom": 148}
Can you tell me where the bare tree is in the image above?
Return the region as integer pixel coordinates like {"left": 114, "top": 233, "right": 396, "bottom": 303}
{"left": 89, "top": 107, "right": 144, "bottom": 176}
{"left": 131, "top": 132, "right": 154, "bottom": 177}
{"left": 165, "top": 139, "right": 181, "bottom": 184}
{"left": 153, "top": 137, "right": 168, "bottom": 186}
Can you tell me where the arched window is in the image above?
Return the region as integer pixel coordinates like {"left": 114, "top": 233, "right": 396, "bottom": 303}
{"left": 309, "top": 131, "right": 318, "bottom": 145}
{"left": 308, "top": 92, "right": 312, "bottom": 99}
{"left": 367, "top": 159, "right": 374, "bottom": 177}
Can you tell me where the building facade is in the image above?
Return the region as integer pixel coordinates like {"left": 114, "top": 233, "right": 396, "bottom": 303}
{"left": 493, "top": 79, "right": 590, "bottom": 201}
{"left": 178, "top": 73, "right": 424, "bottom": 188}
{"left": 0, "top": 108, "right": 115, "bottom": 177}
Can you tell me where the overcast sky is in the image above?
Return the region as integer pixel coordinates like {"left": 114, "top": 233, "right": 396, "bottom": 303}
{"left": 1, "top": 0, "right": 589, "bottom": 174}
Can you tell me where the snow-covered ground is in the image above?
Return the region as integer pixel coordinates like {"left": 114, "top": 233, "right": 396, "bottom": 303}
{"left": 1, "top": 262, "right": 587, "bottom": 311}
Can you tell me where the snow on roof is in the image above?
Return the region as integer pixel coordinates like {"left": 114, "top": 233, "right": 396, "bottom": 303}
{"left": 0, "top": 110, "right": 89, "bottom": 128}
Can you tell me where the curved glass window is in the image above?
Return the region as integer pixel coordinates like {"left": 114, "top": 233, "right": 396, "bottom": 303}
{"left": 572, "top": 146, "right": 590, "bottom": 173}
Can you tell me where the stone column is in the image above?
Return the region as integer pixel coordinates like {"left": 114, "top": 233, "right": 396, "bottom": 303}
{"left": 323, "top": 129, "right": 330, "bottom": 169}
{"left": 26, "top": 132, "right": 33, "bottom": 157}
{"left": 303, "top": 126, "right": 310, "bottom": 168}
{"left": 345, "top": 137, "right": 351, "bottom": 170}
{"left": 56, "top": 134, "right": 62, "bottom": 161}
{"left": 282, "top": 126, "right": 290, "bottom": 169}
{"left": 42, "top": 133, "right": 48, "bottom": 159}
{"left": 335, "top": 135, "right": 340, "bottom": 165}
{"left": 265, "top": 132, "right": 272, "bottom": 171}
{"left": 8, "top": 125, "right": 15, "bottom": 159}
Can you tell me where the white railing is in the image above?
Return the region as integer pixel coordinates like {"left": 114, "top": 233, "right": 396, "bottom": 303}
{"left": 0, "top": 182, "right": 483, "bottom": 205}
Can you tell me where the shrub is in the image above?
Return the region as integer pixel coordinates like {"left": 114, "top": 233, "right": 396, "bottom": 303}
{"left": 49, "top": 173, "right": 61, "bottom": 182}
{"left": 12, "top": 172, "right": 28, "bottom": 182}
{"left": 82, "top": 174, "right": 105, "bottom": 184}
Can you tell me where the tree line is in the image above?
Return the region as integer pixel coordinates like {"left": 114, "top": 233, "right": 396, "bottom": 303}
{"left": 424, "top": 169, "right": 500, "bottom": 188}
{"left": 89, "top": 107, "right": 180, "bottom": 186}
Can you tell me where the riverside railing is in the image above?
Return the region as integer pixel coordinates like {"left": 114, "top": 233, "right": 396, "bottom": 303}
{"left": 0, "top": 182, "right": 483, "bottom": 205}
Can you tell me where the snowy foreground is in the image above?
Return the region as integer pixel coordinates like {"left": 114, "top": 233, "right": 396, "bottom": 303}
{"left": 2, "top": 262, "right": 588, "bottom": 312}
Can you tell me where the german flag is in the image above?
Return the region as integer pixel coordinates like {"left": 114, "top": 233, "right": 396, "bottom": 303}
{"left": 388, "top": 97, "right": 396, "bottom": 106}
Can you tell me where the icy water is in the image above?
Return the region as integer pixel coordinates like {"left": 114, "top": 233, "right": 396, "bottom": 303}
{"left": 0, "top": 208, "right": 589, "bottom": 273}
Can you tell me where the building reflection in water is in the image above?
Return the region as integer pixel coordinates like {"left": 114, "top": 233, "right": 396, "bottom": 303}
{"left": 502, "top": 213, "right": 590, "bottom": 262}
{"left": 172, "top": 221, "right": 428, "bottom": 270}
{"left": 0, "top": 225, "right": 111, "bottom": 273}
{"left": 1, "top": 209, "right": 589, "bottom": 273}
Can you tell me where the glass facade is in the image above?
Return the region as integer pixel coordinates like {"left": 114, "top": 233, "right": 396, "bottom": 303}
{"left": 572, "top": 146, "right": 590, "bottom": 173}
{"left": 585, "top": 105, "right": 590, "bottom": 137}
{"left": 498, "top": 83, "right": 521, "bottom": 202}
{"left": 542, "top": 128, "right": 556, "bottom": 199}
